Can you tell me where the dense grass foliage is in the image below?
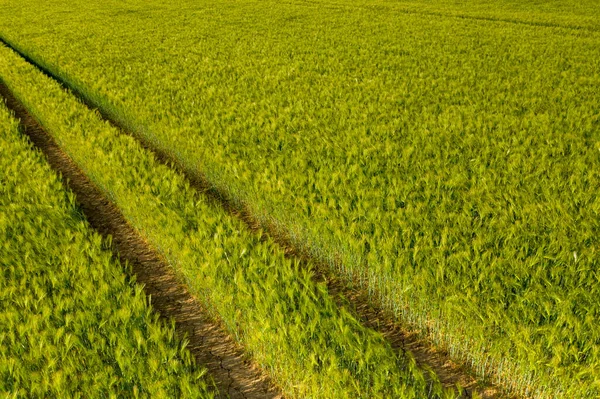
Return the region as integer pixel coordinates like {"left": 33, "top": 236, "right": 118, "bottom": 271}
{"left": 1, "top": 1, "right": 599, "bottom": 397}
{"left": 0, "top": 45, "right": 452, "bottom": 398}
{"left": 0, "top": 101, "right": 215, "bottom": 398}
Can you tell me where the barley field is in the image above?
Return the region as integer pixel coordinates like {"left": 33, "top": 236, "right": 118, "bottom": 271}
{"left": 1, "top": 1, "right": 599, "bottom": 398}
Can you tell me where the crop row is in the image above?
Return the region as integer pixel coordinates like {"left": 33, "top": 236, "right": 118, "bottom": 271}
{"left": 0, "top": 43, "right": 454, "bottom": 398}
{"left": 0, "top": 96, "right": 215, "bottom": 397}
{"left": 2, "top": 0, "right": 598, "bottom": 397}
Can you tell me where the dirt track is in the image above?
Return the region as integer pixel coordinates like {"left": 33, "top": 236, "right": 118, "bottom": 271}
{"left": 0, "top": 81, "right": 283, "bottom": 399}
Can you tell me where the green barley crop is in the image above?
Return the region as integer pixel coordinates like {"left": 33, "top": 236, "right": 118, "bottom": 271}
{"left": 1, "top": 0, "right": 599, "bottom": 396}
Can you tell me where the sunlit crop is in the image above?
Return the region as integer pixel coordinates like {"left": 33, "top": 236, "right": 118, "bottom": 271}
{"left": 1, "top": 0, "right": 599, "bottom": 397}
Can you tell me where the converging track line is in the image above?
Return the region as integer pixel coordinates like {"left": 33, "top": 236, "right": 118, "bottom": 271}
{"left": 0, "top": 37, "right": 515, "bottom": 399}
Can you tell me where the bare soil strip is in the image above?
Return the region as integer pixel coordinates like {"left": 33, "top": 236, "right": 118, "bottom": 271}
{"left": 0, "top": 39, "right": 515, "bottom": 398}
{"left": 0, "top": 81, "right": 283, "bottom": 399}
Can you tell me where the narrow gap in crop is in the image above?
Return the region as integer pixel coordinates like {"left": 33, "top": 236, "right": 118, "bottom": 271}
{"left": 315, "top": 2, "right": 598, "bottom": 32}
{"left": 0, "top": 38, "right": 513, "bottom": 399}
{"left": 0, "top": 81, "right": 284, "bottom": 399}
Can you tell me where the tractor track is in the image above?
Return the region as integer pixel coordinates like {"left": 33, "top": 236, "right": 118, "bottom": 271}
{"left": 290, "top": 0, "right": 600, "bottom": 33}
{"left": 0, "top": 81, "right": 283, "bottom": 399}
{"left": 0, "top": 37, "right": 516, "bottom": 398}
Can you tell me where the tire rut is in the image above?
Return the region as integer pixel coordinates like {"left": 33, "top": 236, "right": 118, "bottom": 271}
{"left": 0, "top": 81, "right": 283, "bottom": 399}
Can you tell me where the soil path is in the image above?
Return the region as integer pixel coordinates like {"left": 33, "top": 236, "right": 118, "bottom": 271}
{"left": 0, "top": 37, "right": 515, "bottom": 398}
{"left": 0, "top": 81, "right": 283, "bottom": 399}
